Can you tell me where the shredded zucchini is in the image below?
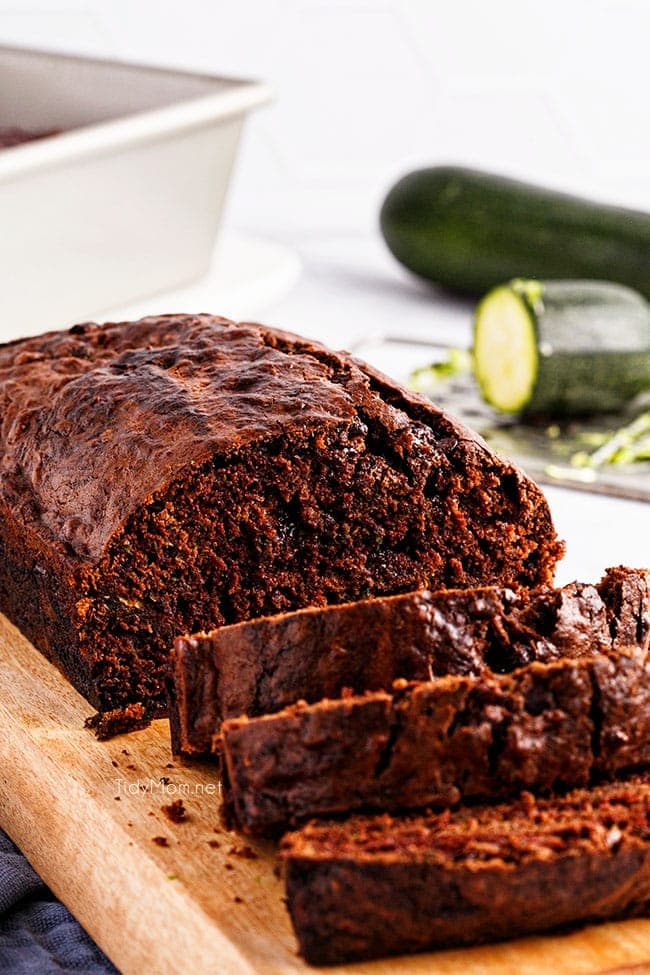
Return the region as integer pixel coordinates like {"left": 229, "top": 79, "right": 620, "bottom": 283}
{"left": 570, "top": 410, "right": 650, "bottom": 468}
{"left": 409, "top": 347, "right": 472, "bottom": 392}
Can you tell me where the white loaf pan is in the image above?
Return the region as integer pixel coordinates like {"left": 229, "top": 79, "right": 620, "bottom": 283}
{"left": 0, "top": 45, "right": 270, "bottom": 339}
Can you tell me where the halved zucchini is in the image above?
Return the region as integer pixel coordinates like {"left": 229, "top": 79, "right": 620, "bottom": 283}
{"left": 473, "top": 279, "right": 650, "bottom": 417}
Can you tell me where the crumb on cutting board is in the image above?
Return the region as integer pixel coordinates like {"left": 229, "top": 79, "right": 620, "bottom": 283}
{"left": 228, "top": 844, "right": 258, "bottom": 860}
{"left": 162, "top": 799, "right": 188, "bottom": 823}
{"left": 85, "top": 703, "right": 151, "bottom": 740}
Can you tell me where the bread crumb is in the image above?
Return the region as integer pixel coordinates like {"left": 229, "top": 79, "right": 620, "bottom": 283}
{"left": 228, "top": 844, "right": 258, "bottom": 860}
{"left": 162, "top": 799, "right": 188, "bottom": 823}
{"left": 85, "top": 704, "right": 150, "bottom": 740}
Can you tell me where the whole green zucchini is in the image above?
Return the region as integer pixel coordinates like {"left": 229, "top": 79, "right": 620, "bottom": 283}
{"left": 381, "top": 167, "right": 650, "bottom": 298}
{"left": 473, "top": 279, "right": 650, "bottom": 416}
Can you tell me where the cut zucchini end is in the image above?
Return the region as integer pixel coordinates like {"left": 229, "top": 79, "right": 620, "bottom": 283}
{"left": 473, "top": 284, "right": 539, "bottom": 414}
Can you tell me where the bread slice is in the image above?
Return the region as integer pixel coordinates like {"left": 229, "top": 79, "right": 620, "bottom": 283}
{"left": 0, "top": 315, "right": 562, "bottom": 717}
{"left": 169, "top": 567, "right": 649, "bottom": 755}
{"left": 221, "top": 647, "right": 650, "bottom": 833}
{"left": 598, "top": 564, "right": 650, "bottom": 650}
{"left": 281, "top": 773, "right": 650, "bottom": 964}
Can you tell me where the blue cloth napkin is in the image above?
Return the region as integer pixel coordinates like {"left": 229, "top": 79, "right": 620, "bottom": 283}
{"left": 0, "top": 829, "right": 117, "bottom": 974}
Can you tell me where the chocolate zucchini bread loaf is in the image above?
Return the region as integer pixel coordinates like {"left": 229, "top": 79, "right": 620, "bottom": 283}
{"left": 221, "top": 647, "right": 650, "bottom": 833}
{"left": 282, "top": 773, "right": 650, "bottom": 964}
{"left": 170, "top": 566, "right": 649, "bottom": 755}
{"left": 0, "top": 315, "right": 562, "bottom": 716}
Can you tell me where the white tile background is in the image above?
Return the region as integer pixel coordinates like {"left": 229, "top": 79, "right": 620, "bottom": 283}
{"left": 1, "top": 0, "right": 649, "bottom": 581}
{"left": 4, "top": 0, "right": 650, "bottom": 234}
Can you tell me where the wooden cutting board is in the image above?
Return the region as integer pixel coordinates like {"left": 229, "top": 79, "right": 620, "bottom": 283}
{"left": 1, "top": 611, "right": 650, "bottom": 975}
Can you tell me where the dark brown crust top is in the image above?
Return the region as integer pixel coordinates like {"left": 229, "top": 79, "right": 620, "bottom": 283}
{"left": 0, "top": 314, "right": 506, "bottom": 565}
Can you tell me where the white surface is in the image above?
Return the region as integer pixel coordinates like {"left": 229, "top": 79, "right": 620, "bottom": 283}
{"left": 0, "top": 45, "right": 269, "bottom": 338}
{"left": 1, "top": 2, "right": 648, "bottom": 582}
{"left": 106, "top": 234, "right": 302, "bottom": 322}
{"left": 543, "top": 486, "right": 648, "bottom": 586}
{"left": 3, "top": 0, "right": 649, "bottom": 238}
